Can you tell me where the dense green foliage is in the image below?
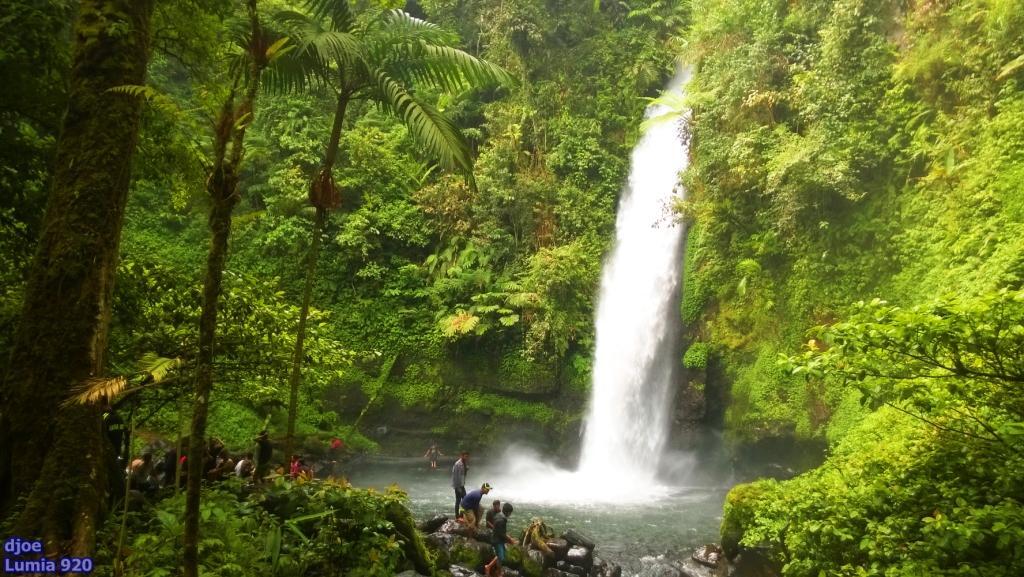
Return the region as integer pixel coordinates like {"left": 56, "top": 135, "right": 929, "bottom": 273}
{"left": 95, "top": 479, "right": 431, "bottom": 577}
{"left": 684, "top": 0, "right": 1024, "bottom": 572}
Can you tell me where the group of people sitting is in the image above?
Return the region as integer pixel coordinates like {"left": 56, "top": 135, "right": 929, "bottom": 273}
{"left": 120, "top": 429, "right": 344, "bottom": 493}
{"left": 450, "top": 451, "right": 518, "bottom": 577}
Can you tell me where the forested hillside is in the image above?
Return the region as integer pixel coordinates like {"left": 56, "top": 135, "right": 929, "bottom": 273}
{"left": 681, "top": 0, "right": 1024, "bottom": 573}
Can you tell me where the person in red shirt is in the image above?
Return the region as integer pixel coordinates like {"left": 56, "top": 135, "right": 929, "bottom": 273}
{"left": 289, "top": 454, "right": 301, "bottom": 478}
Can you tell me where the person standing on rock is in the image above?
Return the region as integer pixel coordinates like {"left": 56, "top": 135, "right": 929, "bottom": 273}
{"left": 451, "top": 450, "right": 469, "bottom": 518}
{"left": 460, "top": 482, "right": 492, "bottom": 536}
{"left": 484, "top": 502, "right": 517, "bottom": 577}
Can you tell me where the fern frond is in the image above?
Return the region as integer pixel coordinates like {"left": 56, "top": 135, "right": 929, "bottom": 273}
{"left": 108, "top": 85, "right": 183, "bottom": 117}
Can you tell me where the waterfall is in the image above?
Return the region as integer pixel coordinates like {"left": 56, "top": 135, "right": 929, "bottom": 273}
{"left": 577, "top": 68, "right": 690, "bottom": 484}
{"left": 484, "top": 69, "right": 691, "bottom": 503}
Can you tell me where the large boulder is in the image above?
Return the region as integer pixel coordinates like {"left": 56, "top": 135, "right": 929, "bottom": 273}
{"left": 565, "top": 546, "right": 593, "bottom": 571}
{"left": 545, "top": 538, "right": 569, "bottom": 560}
{"left": 692, "top": 544, "right": 724, "bottom": 569}
{"left": 562, "top": 529, "right": 596, "bottom": 551}
{"left": 426, "top": 532, "right": 456, "bottom": 567}
{"left": 418, "top": 514, "right": 449, "bottom": 533}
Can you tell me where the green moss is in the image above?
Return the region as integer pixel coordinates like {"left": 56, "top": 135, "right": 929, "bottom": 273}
{"left": 683, "top": 341, "right": 711, "bottom": 370}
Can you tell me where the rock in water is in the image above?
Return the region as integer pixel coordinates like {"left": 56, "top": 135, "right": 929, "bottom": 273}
{"left": 545, "top": 538, "right": 569, "bottom": 560}
{"left": 555, "top": 560, "right": 587, "bottom": 576}
{"left": 692, "top": 544, "right": 723, "bottom": 569}
{"left": 417, "top": 514, "right": 449, "bottom": 533}
{"left": 450, "top": 565, "right": 485, "bottom": 577}
{"left": 605, "top": 564, "right": 622, "bottom": 577}
{"left": 562, "top": 529, "right": 597, "bottom": 551}
{"left": 565, "top": 546, "right": 593, "bottom": 570}
{"left": 729, "top": 549, "right": 781, "bottom": 577}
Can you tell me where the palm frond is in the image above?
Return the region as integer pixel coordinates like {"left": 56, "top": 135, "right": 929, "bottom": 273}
{"left": 303, "top": 0, "right": 354, "bottom": 32}
{"left": 373, "top": 9, "right": 456, "bottom": 45}
{"left": 65, "top": 376, "right": 128, "bottom": 406}
{"left": 137, "top": 353, "right": 184, "bottom": 383}
{"left": 272, "top": 9, "right": 363, "bottom": 91}
{"left": 373, "top": 70, "right": 474, "bottom": 176}
{"left": 385, "top": 42, "right": 515, "bottom": 92}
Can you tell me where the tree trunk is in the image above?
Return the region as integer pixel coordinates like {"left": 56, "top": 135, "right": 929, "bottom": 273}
{"left": 0, "top": 0, "right": 154, "bottom": 552}
{"left": 182, "top": 3, "right": 263, "bottom": 576}
{"left": 283, "top": 91, "right": 349, "bottom": 458}
{"left": 284, "top": 206, "right": 326, "bottom": 459}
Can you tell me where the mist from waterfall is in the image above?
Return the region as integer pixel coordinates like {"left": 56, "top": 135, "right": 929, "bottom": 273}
{"left": 485, "top": 70, "right": 692, "bottom": 504}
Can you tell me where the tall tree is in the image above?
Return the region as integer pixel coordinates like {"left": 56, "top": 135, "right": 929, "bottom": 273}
{"left": 0, "top": 0, "right": 156, "bottom": 553}
{"left": 274, "top": 0, "right": 512, "bottom": 457}
{"left": 182, "top": 2, "right": 281, "bottom": 575}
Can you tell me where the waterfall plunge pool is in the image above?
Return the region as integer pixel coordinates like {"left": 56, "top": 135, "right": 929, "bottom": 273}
{"left": 348, "top": 447, "right": 731, "bottom": 574}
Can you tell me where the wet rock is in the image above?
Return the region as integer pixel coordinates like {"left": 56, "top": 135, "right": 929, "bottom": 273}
{"left": 418, "top": 514, "right": 449, "bottom": 533}
{"left": 562, "top": 529, "right": 597, "bottom": 551}
{"left": 728, "top": 549, "right": 780, "bottom": 577}
{"left": 449, "top": 565, "right": 485, "bottom": 577}
{"left": 507, "top": 544, "right": 545, "bottom": 577}
{"left": 544, "top": 570, "right": 577, "bottom": 577}
{"left": 474, "top": 527, "right": 494, "bottom": 544}
{"left": 546, "top": 538, "right": 569, "bottom": 560}
{"left": 426, "top": 531, "right": 455, "bottom": 567}
{"left": 441, "top": 519, "right": 473, "bottom": 537}
{"left": 528, "top": 549, "right": 549, "bottom": 569}
{"left": 565, "top": 546, "right": 592, "bottom": 570}
{"left": 449, "top": 536, "right": 493, "bottom": 570}
{"left": 504, "top": 570, "right": 522, "bottom": 577}
{"left": 555, "top": 561, "right": 586, "bottom": 576}
{"left": 604, "top": 564, "right": 622, "bottom": 577}
{"left": 692, "top": 544, "right": 724, "bottom": 569}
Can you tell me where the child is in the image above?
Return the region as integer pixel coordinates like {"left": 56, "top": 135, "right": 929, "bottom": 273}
{"left": 484, "top": 502, "right": 517, "bottom": 577}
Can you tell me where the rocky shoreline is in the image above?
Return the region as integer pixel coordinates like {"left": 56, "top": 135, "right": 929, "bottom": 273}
{"left": 411, "top": 514, "right": 779, "bottom": 577}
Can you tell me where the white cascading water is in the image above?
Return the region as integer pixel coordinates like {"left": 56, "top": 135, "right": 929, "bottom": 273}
{"left": 577, "top": 68, "right": 690, "bottom": 485}
{"left": 486, "top": 69, "right": 692, "bottom": 503}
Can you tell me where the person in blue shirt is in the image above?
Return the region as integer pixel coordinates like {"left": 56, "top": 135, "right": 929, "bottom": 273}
{"left": 459, "top": 482, "right": 492, "bottom": 536}
{"left": 484, "top": 502, "right": 517, "bottom": 577}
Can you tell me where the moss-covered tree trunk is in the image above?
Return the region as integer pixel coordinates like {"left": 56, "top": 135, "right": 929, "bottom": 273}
{"left": 182, "top": 2, "right": 265, "bottom": 576}
{"left": 284, "top": 91, "right": 349, "bottom": 458}
{"left": 0, "top": 0, "right": 154, "bottom": 553}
